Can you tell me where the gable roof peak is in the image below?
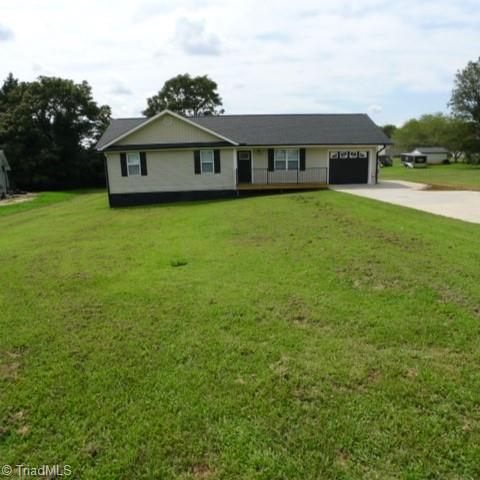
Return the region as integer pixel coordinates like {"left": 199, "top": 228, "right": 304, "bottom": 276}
{"left": 97, "top": 109, "right": 238, "bottom": 150}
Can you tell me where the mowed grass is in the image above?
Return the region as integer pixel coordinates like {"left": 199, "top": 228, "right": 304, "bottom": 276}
{"left": 0, "top": 191, "right": 77, "bottom": 218}
{"left": 1, "top": 191, "right": 480, "bottom": 479}
{"left": 380, "top": 159, "right": 480, "bottom": 190}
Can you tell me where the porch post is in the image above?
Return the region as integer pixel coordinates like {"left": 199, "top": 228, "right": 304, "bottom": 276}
{"left": 233, "top": 148, "right": 237, "bottom": 188}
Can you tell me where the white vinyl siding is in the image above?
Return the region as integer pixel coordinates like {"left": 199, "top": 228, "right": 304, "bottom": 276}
{"left": 117, "top": 113, "right": 221, "bottom": 145}
{"left": 106, "top": 149, "right": 234, "bottom": 193}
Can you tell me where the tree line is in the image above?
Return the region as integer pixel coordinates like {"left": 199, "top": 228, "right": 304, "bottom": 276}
{"left": 1, "top": 59, "right": 479, "bottom": 191}
{"left": 382, "top": 57, "right": 480, "bottom": 163}
{"left": 0, "top": 73, "right": 223, "bottom": 191}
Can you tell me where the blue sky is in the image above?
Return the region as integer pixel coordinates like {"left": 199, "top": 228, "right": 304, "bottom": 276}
{"left": 1, "top": 0, "right": 479, "bottom": 125}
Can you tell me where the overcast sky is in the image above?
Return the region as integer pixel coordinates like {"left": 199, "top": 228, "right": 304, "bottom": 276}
{"left": 1, "top": 0, "right": 479, "bottom": 125}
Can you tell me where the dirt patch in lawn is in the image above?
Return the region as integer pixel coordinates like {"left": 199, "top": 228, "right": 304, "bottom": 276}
{"left": 425, "top": 183, "right": 480, "bottom": 191}
{"left": 0, "top": 193, "right": 37, "bottom": 206}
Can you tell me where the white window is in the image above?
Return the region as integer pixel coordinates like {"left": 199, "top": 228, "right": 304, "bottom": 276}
{"left": 127, "top": 152, "right": 140, "bottom": 176}
{"left": 201, "top": 150, "right": 214, "bottom": 174}
{"left": 274, "top": 149, "right": 299, "bottom": 170}
{"left": 359, "top": 152, "right": 368, "bottom": 159}
{"left": 329, "top": 152, "right": 338, "bottom": 159}
{"left": 339, "top": 151, "right": 349, "bottom": 159}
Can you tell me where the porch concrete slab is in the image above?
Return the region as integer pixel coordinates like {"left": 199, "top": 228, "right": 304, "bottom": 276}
{"left": 330, "top": 180, "right": 480, "bottom": 224}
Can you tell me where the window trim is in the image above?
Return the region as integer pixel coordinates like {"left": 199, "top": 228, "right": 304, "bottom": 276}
{"left": 328, "top": 150, "right": 370, "bottom": 160}
{"left": 127, "top": 152, "right": 141, "bottom": 176}
{"left": 274, "top": 148, "right": 299, "bottom": 171}
{"left": 200, "top": 150, "right": 215, "bottom": 174}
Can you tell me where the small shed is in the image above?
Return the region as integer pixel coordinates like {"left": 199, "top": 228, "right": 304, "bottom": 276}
{"left": 412, "top": 147, "right": 449, "bottom": 164}
{"left": 0, "top": 150, "right": 11, "bottom": 198}
{"left": 400, "top": 151, "right": 427, "bottom": 168}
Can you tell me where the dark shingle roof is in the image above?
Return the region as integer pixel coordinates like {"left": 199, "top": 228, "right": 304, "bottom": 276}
{"left": 97, "top": 113, "right": 392, "bottom": 150}
{"left": 192, "top": 114, "right": 391, "bottom": 146}
{"left": 96, "top": 118, "right": 146, "bottom": 150}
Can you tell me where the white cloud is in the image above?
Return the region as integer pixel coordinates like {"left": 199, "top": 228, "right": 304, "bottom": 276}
{"left": 0, "top": 0, "right": 478, "bottom": 124}
{"left": 175, "top": 17, "right": 222, "bottom": 56}
{"left": 368, "top": 104, "right": 383, "bottom": 114}
{"left": 0, "top": 24, "right": 13, "bottom": 41}
{"left": 110, "top": 83, "right": 133, "bottom": 96}
{"left": 256, "top": 32, "right": 290, "bottom": 43}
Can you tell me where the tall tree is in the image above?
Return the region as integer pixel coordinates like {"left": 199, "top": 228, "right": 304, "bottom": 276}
{"left": 442, "top": 117, "right": 475, "bottom": 162}
{"left": 143, "top": 74, "right": 224, "bottom": 117}
{"left": 0, "top": 75, "right": 111, "bottom": 190}
{"left": 0, "top": 72, "right": 19, "bottom": 106}
{"left": 449, "top": 57, "right": 480, "bottom": 136}
{"left": 393, "top": 113, "right": 472, "bottom": 161}
{"left": 380, "top": 124, "right": 397, "bottom": 139}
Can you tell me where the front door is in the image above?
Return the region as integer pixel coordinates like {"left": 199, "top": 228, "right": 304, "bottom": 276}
{"left": 237, "top": 151, "right": 252, "bottom": 184}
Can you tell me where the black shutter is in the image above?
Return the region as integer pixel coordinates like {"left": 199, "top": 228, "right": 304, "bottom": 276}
{"left": 120, "top": 153, "right": 127, "bottom": 176}
{"left": 140, "top": 152, "right": 147, "bottom": 176}
{"left": 194, "top": 151, "right": 201, "bottom": 174}
{"left": 214, "top": 150, "right": 221, "bottom": 173}
{"left": 299, "top": 148, "right": 306, "bottom": 171}
{"left": 268, "top": 149, "right": 274, "bottom": 171}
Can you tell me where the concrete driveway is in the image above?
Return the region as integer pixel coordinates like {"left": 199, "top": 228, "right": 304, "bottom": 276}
{"left": 331, "top": 180, "right": 480, "bottom": 224}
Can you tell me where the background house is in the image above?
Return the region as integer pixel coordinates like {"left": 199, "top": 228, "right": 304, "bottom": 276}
{"left": 400, "top": 151, "right": 427, "bottom": 168}
{"left": 0, "top": 150, "right": 11, "bottom": 198}
{"left": 411, "top": 147, "right": 449, "bottom": 164}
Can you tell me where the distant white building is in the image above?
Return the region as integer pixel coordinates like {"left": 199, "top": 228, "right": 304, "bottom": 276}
{"left": 0, "top": 150, "right": 11, "bottom": 198}
{"left": 411, "top": 147, "right": 449, "bottom": 164}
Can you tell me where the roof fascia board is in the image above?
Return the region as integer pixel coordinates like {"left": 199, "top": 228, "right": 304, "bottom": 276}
{"left": 238, "top": 143, "right": 391, "bottom": 147}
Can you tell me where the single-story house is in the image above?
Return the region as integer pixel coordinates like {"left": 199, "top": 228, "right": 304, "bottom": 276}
{"left": 0, "top": 150, "right": 11, "bottom": 198}
{"left": 411, "top": 147, "right": 449, "bottom": 164}
{"left": 96, "top": 110, "right": 392, "bottom": 207}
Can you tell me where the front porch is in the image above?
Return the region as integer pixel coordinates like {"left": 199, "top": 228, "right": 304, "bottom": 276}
{"left": 237, "top": 182, "right": 328, "bottom": 191}
{"left": 236, "top": 167, "right": 329, "bottom": 190}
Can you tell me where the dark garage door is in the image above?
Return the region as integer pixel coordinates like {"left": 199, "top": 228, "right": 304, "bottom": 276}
{"left": 329, "top": 151, "right": 369, "bottom": 184}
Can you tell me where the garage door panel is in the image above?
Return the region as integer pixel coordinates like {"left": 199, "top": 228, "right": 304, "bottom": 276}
{"left": 329, "top": 153, "right": 369, "bottom": 184}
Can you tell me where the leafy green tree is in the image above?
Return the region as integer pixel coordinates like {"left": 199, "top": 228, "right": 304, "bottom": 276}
{"left": 449, "top": 57, "right": 480, "bottom": 136}
{"left": 143, "top": 73, "right": 224, "bottom": 117}
{"left": 0, "top": 74, "right": 111, "bottom": 190}
{"left": 0, "top": 73, "right": 20, "bottom": 107}
{"left": 393, "top": 113, "right": 472, "bottom": 161}
{"left": 381, "top": 124, "right": 397, "bottom": 139}
{"left": 442, "top": 117, "right": 475, "bottom": 162}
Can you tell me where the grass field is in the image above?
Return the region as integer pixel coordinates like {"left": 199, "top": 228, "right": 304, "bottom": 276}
{"left": 0, "top": 191, "right": 77, "bottom": 218}
{"left": 379, "top": 159, "right": 480, "bottom": 190}
{"left": 1, "top": 191, "right": 479, "bottom": 479}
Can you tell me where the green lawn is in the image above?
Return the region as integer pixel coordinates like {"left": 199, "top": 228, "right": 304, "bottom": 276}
{"left": 380, "top": 159, "right": 480, "bottom": 190}
{"left": 0, "top": 191, "right": 77, "bottom": 218}
{"left": 1, "top": 191, "right": 479, "bottom": 479}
